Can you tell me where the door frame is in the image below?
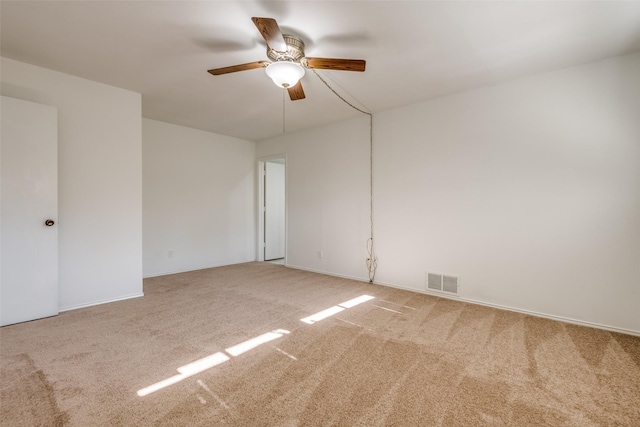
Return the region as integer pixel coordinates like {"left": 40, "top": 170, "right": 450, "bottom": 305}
{"left": 257, "top": 154, "right": 287, "bottom": 263}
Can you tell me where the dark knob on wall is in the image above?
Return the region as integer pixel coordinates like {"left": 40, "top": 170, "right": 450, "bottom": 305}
{"left": 44, "top": 219, "right": 55, "bottom": 227}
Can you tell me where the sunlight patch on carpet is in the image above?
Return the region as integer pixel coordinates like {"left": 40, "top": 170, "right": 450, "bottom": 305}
{"left": 177, "top": 352, "right": 230, "bottom": 376}
{"left": 139, "top": 294, "right": 375, "bottom": 397}
{"left": 137, "top": 329, "right": 290, "bottom": 397}
{"left": 339, "top": 295, "right": 375, "bottom": 308}
{"left": 301, "top": 295, "right": 375, "bottom": 324}
{"left": 137, "top": 374, "right": 188, "bottom": 397}
{"left": 301, "top": 306, "right": 345, "bottom": 324}
{"left": 226, "top": 330, "right": 290, "bottom": 356}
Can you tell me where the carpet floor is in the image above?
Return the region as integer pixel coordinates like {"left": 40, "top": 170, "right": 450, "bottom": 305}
{"left": 1, "top": 262, "right": 639, "bottom": 426}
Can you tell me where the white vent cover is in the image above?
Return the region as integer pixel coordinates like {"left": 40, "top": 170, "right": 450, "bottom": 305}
{"left": 443, "top": 275, "right": 458, "bottom": 293}
{"left": 427, "top": 273, "right": 442, "bottom": 291}
{"left": 426, "top": 272, "right": 458, "bottom": 294}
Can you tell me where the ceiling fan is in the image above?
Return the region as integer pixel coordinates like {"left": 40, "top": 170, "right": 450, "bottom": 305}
{"left": 207, "top": 17, "right": 366, "bottom": 101}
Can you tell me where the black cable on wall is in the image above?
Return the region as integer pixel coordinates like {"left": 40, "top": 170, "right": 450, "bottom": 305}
{"left": 311, "top": 70, "right": 377, "bottom": 283}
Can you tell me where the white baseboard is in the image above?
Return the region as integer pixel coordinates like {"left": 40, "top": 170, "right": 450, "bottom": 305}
{"left": 284, "top": 264, "right": 368, "bottom": 283}
{"left": 143, "top": 259, "right": 256, "bottom": 278}
{"left": 59, "top": 292, "right": 144, "bottom": 313}
{"left": 283, "top": 265, "right": 640, "bottom": 337}
{"left": 374, "top": 279, "right": 640, "bottom": 337}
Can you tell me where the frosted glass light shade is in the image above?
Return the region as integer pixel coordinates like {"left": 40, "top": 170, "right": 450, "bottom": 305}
{"left": 265, "top": 61, "right": 305, "bottom": 88}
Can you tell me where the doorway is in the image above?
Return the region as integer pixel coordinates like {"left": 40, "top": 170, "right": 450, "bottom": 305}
{"left": 258, "top": 156, "right": 286, "bottom": 263}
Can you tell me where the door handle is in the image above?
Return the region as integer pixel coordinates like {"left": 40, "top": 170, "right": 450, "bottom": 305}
{"left": 44, "top": 219, "right": 55, "bottom": 227}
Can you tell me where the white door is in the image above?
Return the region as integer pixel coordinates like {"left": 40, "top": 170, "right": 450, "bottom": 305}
{"left": 264, "top": 161, "right": 285, "bottom": 261}
{"left": 1, "top": 96, "right": 59, "bottom": 326}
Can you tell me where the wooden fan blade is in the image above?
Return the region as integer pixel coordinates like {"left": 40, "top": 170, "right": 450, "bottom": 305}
{"left": 251, "top": 17, "right": 287, "bottom": 52}
{"left": 304, "top": 57, "right": 366, "bottom": 72}
{"left": 208, "top": 61, "right": 268, "bottom": 75}
{"left": 287, "top": 82, "right": 305, "bottom": 101}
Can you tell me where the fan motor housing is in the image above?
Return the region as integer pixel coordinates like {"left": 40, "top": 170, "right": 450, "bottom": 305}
{"left": 267, "top": 35, "right": 305, "bottom": 62}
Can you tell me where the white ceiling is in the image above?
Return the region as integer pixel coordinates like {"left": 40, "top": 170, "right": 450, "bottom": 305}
{"left": 2, "top": 1, "right": 640, "bottom": 141}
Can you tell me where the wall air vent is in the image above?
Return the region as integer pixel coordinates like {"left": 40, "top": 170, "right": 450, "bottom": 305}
{"left": 427, "top": 273, "right": 442, "bottom": 291}
{"left": 442, "top": 275, "right": 458, "bottom": 293}
{"left": 426, "top": 272, "right": 459, "bottom": 294}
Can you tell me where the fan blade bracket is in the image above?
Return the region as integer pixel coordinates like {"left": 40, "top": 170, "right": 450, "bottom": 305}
{"left": 303, "top": 57, "right": 366, "bottom": 72}
{"left": 252, "top": 17, "right": 288, "bottom": 53}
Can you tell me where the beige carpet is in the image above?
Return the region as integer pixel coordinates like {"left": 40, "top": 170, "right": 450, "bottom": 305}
{"left": 1, "top": 262, "right": 639, "bottom": 426}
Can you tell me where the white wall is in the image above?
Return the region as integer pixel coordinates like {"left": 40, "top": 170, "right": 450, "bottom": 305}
{"left": 257, "top": 118, "right": 371, "bottom": 280}
{"left": 1, "top": 57, "right": 143, "bottom": 311}
{"left": 142, "top": 119, "right": 255, "bottom": 277}
{"left": 257, "top": 52, "right": 640, "bottom": 334}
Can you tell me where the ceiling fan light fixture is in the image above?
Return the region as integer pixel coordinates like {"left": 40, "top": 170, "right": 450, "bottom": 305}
{"left": 266, "top": 61, "right": 305, "bottom": 88}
